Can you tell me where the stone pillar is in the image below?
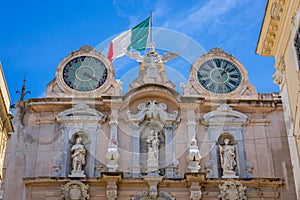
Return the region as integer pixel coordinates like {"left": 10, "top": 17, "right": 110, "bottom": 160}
{"left": 165, "top": 123, "right": 175, "bottom": 166}
{"left": 130, "top": 123, "right": 141, "bottom": 177}
{"left": 187, "top": 109, "right": 197, "bottom": 144}
{"left": 106, "top": 107, "right": 120, "bottom": 172}
{"left": 109, "top": 107, "right": 119, "bottom": 144}
{"left": 143, "top": 175, "right": 163, "bottom": 199}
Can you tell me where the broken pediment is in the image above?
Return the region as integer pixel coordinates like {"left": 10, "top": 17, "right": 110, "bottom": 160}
{"left": 202, "top": 104, "right": 248, "bottom": 125}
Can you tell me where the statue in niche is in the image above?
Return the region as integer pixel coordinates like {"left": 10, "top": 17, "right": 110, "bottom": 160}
{"left": 219, "top": 138, "right": 236, "bottom": 173}
{"left": 70, "top": 137, "right": 86, "bottom": 175}
{"left": 146, "top": 130, "right": 160, "bottom": 161}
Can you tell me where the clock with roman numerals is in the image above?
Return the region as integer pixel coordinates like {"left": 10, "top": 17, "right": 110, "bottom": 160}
{"left": 197, "top": 58, "right": 242, "bottom": 94}
{"left": 62, "top": 56, "right": 108, "bottom": 92}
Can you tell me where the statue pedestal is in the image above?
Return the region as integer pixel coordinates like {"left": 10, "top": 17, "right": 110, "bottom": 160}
{"left": 222, "top": 170, "right": 238, "bottom": 178}
{"left": 69, "top": 170, "right": 86, "bottom": 178}
{"left": 146, "top": 159, "right": 159, "bottom": 174}
{"left": 188, "top": 161, "right": 201, "bottom": 173}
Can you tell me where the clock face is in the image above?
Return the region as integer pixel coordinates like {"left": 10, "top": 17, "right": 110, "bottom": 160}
{"left": 62, "top": 56, "right": 108, "bottom": 91}
{"left": 197, "top": 58, "right": 242, "bottom": 94}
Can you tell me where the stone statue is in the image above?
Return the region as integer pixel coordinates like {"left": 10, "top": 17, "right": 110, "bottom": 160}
{"left": 219, "top": 138, "right": 236, "bottom": 174}
{"left": 146, "top": 130, "right": 160, "bottom": 161}
{"left": 71, "top": 137, "right": 86, "bottom": 174}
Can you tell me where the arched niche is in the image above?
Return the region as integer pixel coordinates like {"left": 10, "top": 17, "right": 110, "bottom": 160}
{"left": 201, "top": 104, "right": 250, "bottom": 178}
{"left": 56, "top": 102, "right": 106, "bottom": 177}
{"left": 140, "top": 126, "right": 166, "bottom": 175}
{"left": 127, "top": 100, "right": 179, "bottom": 178}
{"left": 216, "top": 133, "right": 238, "bottom": 178}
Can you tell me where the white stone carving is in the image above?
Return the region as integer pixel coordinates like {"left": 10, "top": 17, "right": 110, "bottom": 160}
{"left": 128, "top": 100, "right": 178, "bottom": 123}
{"left": 187, "top": 139, "right": 201, "bottom": 173}
{"left": 105, "top": 138, "right": 120, "bottom": 172}
{"left": 146, "top": 130, "right": 160, "bottom": 173}
{"left": 127, "top": 43, "right": 177, "bottom": 90}
{"left": 106, "top": 189, "right": 118, "bottom": 200}
{"left": 190, "top": 190, "right": 202, "bottom": 200}
{"left": 69, "top": 137, "right": 86, "bottom": 177}
{"left": 218, "top": 180, "right": 247, "bottom": 200}
{"left": 219, "top": 138, "right": 237, "bottom": 178}
{"left": 272, "top": 57, "right": 286, "bottom": 85}
{"left": 61, "top": 180, "right": 90, "bottom": 200}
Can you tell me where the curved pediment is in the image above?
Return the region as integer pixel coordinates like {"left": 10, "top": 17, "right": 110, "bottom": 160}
{"left": 56, "top": 102, "right": 106, "bottom": 123}
{"left": 203, "top": 103, "right": 248, "bottom": 125}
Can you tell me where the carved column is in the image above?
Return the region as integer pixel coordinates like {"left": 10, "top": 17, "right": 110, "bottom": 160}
{"left": 186, "top": 106, "right": 201, "bottom": 173}
{"left": 164, "top": 122, "right": 177, "bottom": 177}
{"left": 103, "top": 174, "right": 121, "bottom": 200}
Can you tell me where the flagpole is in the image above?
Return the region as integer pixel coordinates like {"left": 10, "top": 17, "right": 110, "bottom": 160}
{"left": 150, "top": 10, "right": 153, "bottom": 43}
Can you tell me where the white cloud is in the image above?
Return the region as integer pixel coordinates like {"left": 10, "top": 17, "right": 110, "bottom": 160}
{"left": 153, "top": 0, "right": 251, "bottom": 34}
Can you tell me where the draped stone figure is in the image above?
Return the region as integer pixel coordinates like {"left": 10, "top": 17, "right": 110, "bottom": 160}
{"left": 146, "top": 130, "right": 160, "bottom": 173}
{"left": 146, "top": 130, "right": 160, "bottom": 161}
{"left": 70, "top": 137, "right": 86, "bottom": 177}
{"left": 219, "top": 138, "right": 237, "bottom": 177}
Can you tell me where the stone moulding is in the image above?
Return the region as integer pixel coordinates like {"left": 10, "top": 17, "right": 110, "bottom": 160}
{"left": 131, "top": 191, "right": 175, "bottom": 200}
{"left": 22, "top": 177, "right": 283, "bottom": 199}
{"left": 256, "top": 0, "right": 286, "bottom": 56}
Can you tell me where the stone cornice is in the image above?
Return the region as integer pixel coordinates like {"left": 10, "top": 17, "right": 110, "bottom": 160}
{"left": 256, "top": 0, "right": 289, "bottom": 56}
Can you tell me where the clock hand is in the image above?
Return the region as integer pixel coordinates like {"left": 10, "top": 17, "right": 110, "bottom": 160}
{"left": 221, "top": 69, "right": 228, "bottom": 76}
{"left": 83, "top": 72, "right": 101, "bottom": 82}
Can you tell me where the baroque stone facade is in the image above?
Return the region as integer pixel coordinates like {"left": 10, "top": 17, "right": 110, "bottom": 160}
{"left": 2, "top": 45, "right": 297, "bottom": 199}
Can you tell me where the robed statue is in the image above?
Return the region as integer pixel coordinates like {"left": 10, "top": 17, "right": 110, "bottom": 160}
{"left": 71, "top": 137, "right": 86, "bottom": 172}
{"left": 146, "top": 130, "right": 160, "bottom": 161}
{"left": 219, "top": 138, "right": 236, "bottom": 173}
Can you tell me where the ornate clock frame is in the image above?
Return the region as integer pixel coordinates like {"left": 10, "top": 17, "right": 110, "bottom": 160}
{"left": 46, "top": 45, "right": 121, "bottom": 97}
{"left": 183, "top": 47, "right": 257, "bottom": 98}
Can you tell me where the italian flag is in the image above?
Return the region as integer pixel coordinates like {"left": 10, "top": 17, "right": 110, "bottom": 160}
{"left": 108, "top": 17, "right": 150, "bottom": 62}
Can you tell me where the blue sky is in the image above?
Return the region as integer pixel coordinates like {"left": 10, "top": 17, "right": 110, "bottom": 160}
{"left": 0, "top": 0, "right": 276, "bottom": 104}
